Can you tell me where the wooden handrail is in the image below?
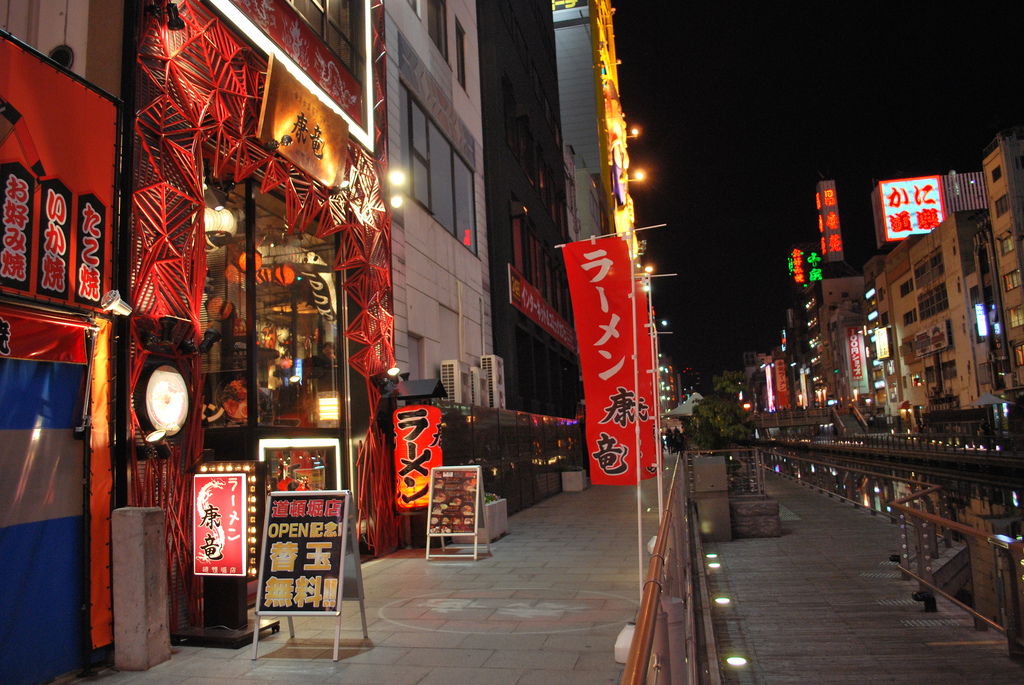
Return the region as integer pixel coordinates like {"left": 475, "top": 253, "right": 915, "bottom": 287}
{"left": 620, "top": 457, "right": 681, "bottom": 685}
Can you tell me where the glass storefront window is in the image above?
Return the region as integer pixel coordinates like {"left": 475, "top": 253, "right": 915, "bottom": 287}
{"left": 201, "top": 180, "right": 341, "bottom": 431}
{"left": 201, "top": 184, "right": 250, "bottom": 426}
{"left": 253, "top": 187, "right": 340, "bottom": 428}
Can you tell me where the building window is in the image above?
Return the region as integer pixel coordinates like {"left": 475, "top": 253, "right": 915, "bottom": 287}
{"left": 286, "top": 0, "right": 364, "bottom": 82}
{"left": 1000, "top": 233, "right": 1015, "bottom": 255}
{"left": 1005, "top": 269, "right": 1021, "bottom": 291}
{"left": 1015, "top": 342, "right": 1024, "bottom": 368}
{"left": 903, "top": 309, "right": 917, "bottom": 326}
{"left": 992, "top": 165, "right": 1003, "bottom": 182}
{"left": 917, "top": 283, "right": 948, "bottom": 320}
{"left": 427, "top": 0, "right": 447, "bottom": 58}
{"left": 401, "top": 87, "right": 477, "bottom": 252}
{"left": 1011, "top": 306, "right": 1024, "bottom": 328}
{"left": 899, "top": 278, "right": 914, "bottom": 297}
{"left": 996, "top": 194, "right": 1010, "bottom": 217}
{"left": 455, "top": 20, "right": 466, "bottom": 88}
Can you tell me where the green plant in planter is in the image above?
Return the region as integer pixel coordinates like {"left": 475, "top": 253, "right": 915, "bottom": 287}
{"left": 484, "top": 492, "right": 500, "bottom": 504}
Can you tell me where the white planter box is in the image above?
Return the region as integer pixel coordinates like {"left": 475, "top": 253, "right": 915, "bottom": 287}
{"left": 561, "top": 470, "right": 589, "bottom": 492}
{"left": 477, "top": 498, "right": 508, "bottom": 543}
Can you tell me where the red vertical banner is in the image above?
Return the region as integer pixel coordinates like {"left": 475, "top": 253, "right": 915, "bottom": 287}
{"left": 394, "top": 404, "right": 443, "bottom": 510}
{"left": 634, "top": 287, "right": 659, "bottom": 477}
{"left": 563, "top": 237, "right": 656, "bottom": 485}
{"left": 773, "top": 358, "right": 791, "bottom": 409}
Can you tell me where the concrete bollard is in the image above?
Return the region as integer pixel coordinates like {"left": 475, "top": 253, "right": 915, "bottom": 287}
{"left": 112, "top": 507, "right": 171, "bottom": 671}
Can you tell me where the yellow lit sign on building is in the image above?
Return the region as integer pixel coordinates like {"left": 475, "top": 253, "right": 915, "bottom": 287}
{"left": 258, "top": 54, "right": 349, "bottom": 188}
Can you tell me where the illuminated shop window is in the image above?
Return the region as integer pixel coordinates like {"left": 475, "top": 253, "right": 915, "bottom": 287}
{"left": 200, "top": 180, "right": 340, "bottom": 430}
{"left": 253, "top": 188, "right": 339, "bottom": 428}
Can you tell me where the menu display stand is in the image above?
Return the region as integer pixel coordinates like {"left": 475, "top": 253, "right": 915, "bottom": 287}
{"left": 425, "top": 466, "right": 488, "bottom": 561}
{"left": 251, "top": 490, "right": 367, "bottom": 661}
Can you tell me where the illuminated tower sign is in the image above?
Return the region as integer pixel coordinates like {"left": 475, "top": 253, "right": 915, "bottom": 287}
{"left": 815, "top": 180, "right": 844, "bottom": 263}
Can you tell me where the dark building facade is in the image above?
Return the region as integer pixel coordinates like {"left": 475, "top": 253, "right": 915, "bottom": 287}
{"left": 476, "top": 0, "right": 580, "bottom": 418}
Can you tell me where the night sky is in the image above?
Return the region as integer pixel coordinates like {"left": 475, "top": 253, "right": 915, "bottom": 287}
{"left": 612, "top": 4, "right": 1024, "bottom": 392}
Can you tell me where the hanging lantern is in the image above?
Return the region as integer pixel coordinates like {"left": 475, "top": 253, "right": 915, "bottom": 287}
{"left": 273, "top": 264, "right": 296, "bottom": 286}
{"left": 205, "top": 296, "right": 234, "bottom": 321}
{"left": 256, "top": 266, "right": 274, "bottom": 284}
{"left": 237, "top": 251, "right": 263, "bottom": 272}
{"left": 224, "top": 264, "right": 243, "bottom": 284}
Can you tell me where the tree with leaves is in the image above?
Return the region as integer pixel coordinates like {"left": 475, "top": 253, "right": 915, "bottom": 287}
{"left": 687, "top": 370, "right": 753, "bottom": 450}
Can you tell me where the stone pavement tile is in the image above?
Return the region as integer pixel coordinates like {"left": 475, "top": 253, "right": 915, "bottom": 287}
{"left": 438, "top": 619, "right": 523, "bottom": 632}
{"left": 414, "top": 666, "right": 523, "bottom": 685}
{"left": 483, "top": 648, "right": 579, "bottom": 670}
{"left": 457, "top": 632, "right": 548, "bottom": 650}
{"left": 378, "top": 629, "right": 472, "bottom": 648}
{"left": 391, "top": 646, "right": 492, "bottom": 667}
{"left": 573, "top": 651, "right": 624, "bottom": 671}
{"left": 78, "top": 672, "right": 188, "bottom": 685}
{"left": 543, "top": 633, "right": 619, "bottom": 653}
{"left": 301, "top": 663, "right": 429, "bottom": 684}
{"left": 517, "top": 668, "right": 621, "bottom": 684}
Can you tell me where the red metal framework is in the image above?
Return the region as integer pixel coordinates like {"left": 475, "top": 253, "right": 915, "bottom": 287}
{"left": 130, "top": 0, "right": 394, "bottom": 627}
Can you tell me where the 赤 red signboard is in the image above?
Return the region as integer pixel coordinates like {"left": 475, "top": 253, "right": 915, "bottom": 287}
{"left": 563, "top": 237, "right": 657, "bottom": 485}
{"left": 0, "top": 36, "right": 116, "bottom": 312}
{"left": 394, "top": 404, "right": 443, "bottom": 510}
{"left": 508, "top": 264, "right": 577, "bottom": 352}
{"left": 815, "top": 180, "right": 844, "bottom": 263}
{"left": 225, "top": 0, "right": 363, "bottom": 127}
{"left": 0, "top": 302, "right": 88, "bottom": 363}
{"left": 193, "top": 472, "right": 247, "bottom": 576}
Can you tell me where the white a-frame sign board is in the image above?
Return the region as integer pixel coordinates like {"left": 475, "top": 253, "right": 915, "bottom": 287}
{"left": 251, "top": 490, "right": 367, "bottom": 661}
{"left": 425, "top": 465, "right": 489, "bottom": 560}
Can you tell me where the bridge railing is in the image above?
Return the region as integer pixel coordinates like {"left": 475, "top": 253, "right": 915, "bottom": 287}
{"left": 761, "top": 446, "right": 1024, "bottom": 659}
{"left": 892, "top": 488, "right": 1024, "bottom": 657}
{"left": 620, "top": 454, "right": 722, "bottom": 685}
{"left": 801, "top": 431, "right": 1024, "bottom": 458}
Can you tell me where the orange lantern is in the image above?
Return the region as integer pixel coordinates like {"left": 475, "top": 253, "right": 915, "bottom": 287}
{"left": 205, "top": 296, "right": 234, "bottom": 320}
{"left": 237, "top": 251, "right": 263, "bottom": 272}
{"left": 273, "top": 264, "right": 296, "bottom": 286}
{"left": 256, "top": 266, "right": 273, "bottom": 284}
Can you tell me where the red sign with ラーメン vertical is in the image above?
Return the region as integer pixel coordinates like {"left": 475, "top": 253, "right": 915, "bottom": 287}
{"left": 394, "top": 404, "right": 443, "bottom": 510}
{"left": 193, "top": 472, "right": 247, "bottom": 576}
{"left": 563, "top": 237, "right": 657, "bottom": 485}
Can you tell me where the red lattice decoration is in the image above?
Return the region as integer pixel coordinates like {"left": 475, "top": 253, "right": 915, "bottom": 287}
{"left": 128, "top": 0, "right": 396, "bottom": 628}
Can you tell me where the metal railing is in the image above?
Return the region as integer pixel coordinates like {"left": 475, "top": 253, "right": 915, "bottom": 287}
{"left": 776, "top": 431, "right": 1024, "bottom": 465}
{"left": 763, "top": 447, "right": 1024, "bottom": 658}
{"left": 620, "top": 455, "right": 722, "bottom": 685}
{"left": 892, "top": 488, "right": 1024, "bottom": 657}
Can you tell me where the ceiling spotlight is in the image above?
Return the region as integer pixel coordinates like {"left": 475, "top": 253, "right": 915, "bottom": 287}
{"left": 100, "top": 289, "right": 133, "bottom": 317}
{"left": 145, "top": 429, "right": 166, "bottom": 443}
{"left": 197, "top": 328, "right": 222, "bottom": 354}
{"left": 179, "top": 338, "right": 197, "bottom": 355}
{"left": 388, "top": 169, "right": 407, "bottom": 186}
{"left": 390, "top": 195, "right": 404, "bottom": 209}
{"left": 165, "top": 2, "right": 185, "bottom": 31}
{"left": 386, "top": 366, "right": 401, "bottom": 378}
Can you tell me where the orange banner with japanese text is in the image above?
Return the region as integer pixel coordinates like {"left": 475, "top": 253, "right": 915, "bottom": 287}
{"left": 563, "top": 237, "right": 657, "bottom": 485}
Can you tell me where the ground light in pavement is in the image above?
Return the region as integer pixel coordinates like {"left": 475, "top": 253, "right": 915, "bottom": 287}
{"left": 713, "top": 596, "right": 731, "bottom": 605}
{"left": 725, "top": 656, "right": 749, "bottom": 667}
{"left": 705, "top": 553, "right": 718, "bottom": 558}
{"left": 707, "top": 561, "right": 721, "bottom": 569}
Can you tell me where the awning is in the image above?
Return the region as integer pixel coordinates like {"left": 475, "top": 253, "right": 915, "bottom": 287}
{"left": 972, "top": 392, "right": 1015, "bottom": 406}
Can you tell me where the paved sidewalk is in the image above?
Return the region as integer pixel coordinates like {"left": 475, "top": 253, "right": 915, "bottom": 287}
{"left": 708, "top": 473, "right": 1024, "bottom": 684}
{"left": 75, "top": 479, "right": 660, "bottom": 685}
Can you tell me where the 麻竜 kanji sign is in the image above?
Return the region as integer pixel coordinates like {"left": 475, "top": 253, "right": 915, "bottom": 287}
{"left": 563, "top": 236, "right": 657, "bottom": 485}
